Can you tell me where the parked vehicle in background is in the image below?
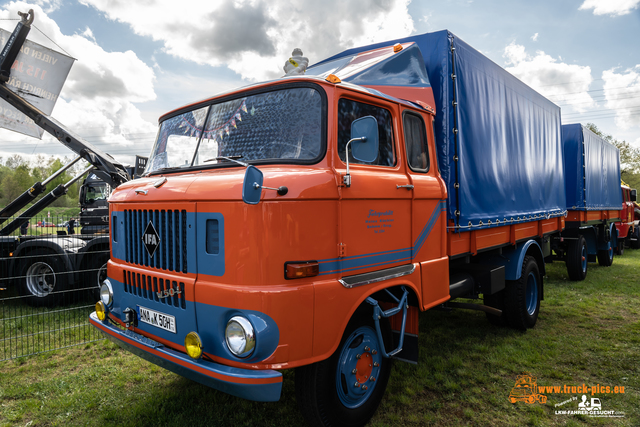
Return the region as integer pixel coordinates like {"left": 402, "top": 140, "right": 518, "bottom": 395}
{"left": 614, "top": 182, "right": 639, "bottom": 251}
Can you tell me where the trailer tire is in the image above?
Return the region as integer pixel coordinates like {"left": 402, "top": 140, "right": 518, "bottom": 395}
{"left": 566, "top": 235, "right": 588, "bottom": 281}
{"left": 295, "top": 313, "right": 392, "bottom": 427}
{"left": 18, "top": 249, "right": 68, "bottom": 307}
{"left": 503, "top": 256, "right": 541, "bottom": 330}
{"left": 597, "top": 242, "right": 614, "bottom": 267}
{"left": 615, "top": 241, "right": 624, "bottom": 256}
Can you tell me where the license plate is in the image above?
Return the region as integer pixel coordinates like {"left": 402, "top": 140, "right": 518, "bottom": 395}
{"left": 137, "top": 306, "right": 176, "bottom": 333}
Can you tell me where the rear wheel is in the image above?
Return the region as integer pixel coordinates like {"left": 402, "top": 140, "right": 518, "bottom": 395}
{"left": 597, "top": 241, "right": 614, "bottom": 267}
{"left": 18, "top": 249, "right": 69, "bottom": 307}
{"left": 632, "top": 228, "right": 640, "bottom": 250}
{"left": 295, "top": 312, "right": 392, "bottom": 427}
{"left": 504, "top": 256, "right": 541, "bottom": 330}
{"left": 566, "top": 235, "right": 587, "bottom": 281}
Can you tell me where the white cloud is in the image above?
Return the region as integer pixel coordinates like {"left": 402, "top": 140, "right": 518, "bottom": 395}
{"left": 579, "top": 0, "right": 640, "bottom": 16}
{"left": 503, "top": 42, "right": 594, "bottom": 112}
{"left": 602, "top": 66, "right": 640, "bottom": 130}
{"left": 531, "top": 33, "right": 539, "bottom": 41}
{"left": 79, "top": 0, "right": 415, "bottom": 82}
{"left": 0, "top": 2, "right": 157, "bottom": 165}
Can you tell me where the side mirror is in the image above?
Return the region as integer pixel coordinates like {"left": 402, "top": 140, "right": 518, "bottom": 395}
{"left": 242, "top": 165, "right": 264, "bottom": 205}
{"left": 350, "top": 116, "right": 379, "bottom": 163}
{"left": 631, "top": 189, "right": 637, "bottom": 202}
{"left": 343, "top": 116, "right": 379, "bottom": 187}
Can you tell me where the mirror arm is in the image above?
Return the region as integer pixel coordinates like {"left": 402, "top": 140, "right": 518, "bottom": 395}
{"left": 343, "top": 137, "right": 366, "bottom": 188}
{"left": 254, "top": 182, "right": 288, "bottom": 196}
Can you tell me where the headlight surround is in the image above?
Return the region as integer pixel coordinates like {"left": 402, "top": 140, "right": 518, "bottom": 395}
{"left": 225, "top": 316, "right": 256, "bottom": 358}
{"left": 100, "top": 279, "right": 113, "bottom": 306}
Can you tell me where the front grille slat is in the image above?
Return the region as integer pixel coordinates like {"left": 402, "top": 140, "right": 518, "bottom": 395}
{"left": 121, "top": 269, "right": 186, "bottom": 310}
{"left": 122, "top": 209, "right": 188, "bottom": 272}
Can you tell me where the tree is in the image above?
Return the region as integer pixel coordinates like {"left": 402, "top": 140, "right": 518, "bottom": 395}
{"left": 585, "top": 123, "right": 640, "bottom": 190}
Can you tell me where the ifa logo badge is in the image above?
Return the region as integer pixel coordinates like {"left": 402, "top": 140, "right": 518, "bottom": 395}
{"left": 142, "top": 221, "right": 160, "bottom": 258}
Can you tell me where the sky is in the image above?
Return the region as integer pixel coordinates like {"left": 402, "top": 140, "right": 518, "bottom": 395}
{"left": 0, "top": 0, "right": 639, "bottom": 168}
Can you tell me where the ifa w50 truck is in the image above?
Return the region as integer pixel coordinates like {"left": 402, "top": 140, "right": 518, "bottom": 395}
{"left": 86, "top": 30, "right": 588, "bottom": 427}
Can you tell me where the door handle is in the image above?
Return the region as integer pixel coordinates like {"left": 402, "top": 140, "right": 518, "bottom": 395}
{"left": 396, "top": 184, "right": 414, "bottom": 190}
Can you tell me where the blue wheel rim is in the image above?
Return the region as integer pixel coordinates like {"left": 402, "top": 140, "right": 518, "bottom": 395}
{"left": 581, "top": 244, "right": 587, "bottom": 273}
{"left": 525, "top": 272, "right": 538, "bottom": 316}
{"left": 336, "top": 325, "right": 383, "bottom": 409}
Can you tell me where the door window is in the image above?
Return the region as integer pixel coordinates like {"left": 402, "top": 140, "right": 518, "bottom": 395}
{"left": 337, "top": 99, "right": 395, "bottom": 167}
{"left": 403, "top": 112, "right": 430, "bottom": 172}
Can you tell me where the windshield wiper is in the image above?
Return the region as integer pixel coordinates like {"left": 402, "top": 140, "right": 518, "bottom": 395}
{"left": 204, "top": 156, "right": 248, "bottom": 167}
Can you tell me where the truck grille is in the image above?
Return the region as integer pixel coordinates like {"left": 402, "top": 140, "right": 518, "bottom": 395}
{"left": 123, "top": 269, "right": 186, "bottom": 310}
{"left": 124, "top": 209, "right": 188, "bottom": 273}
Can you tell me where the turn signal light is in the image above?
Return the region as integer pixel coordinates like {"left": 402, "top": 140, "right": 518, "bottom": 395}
{"left": 285, "top": 261, "right": 320, "bottom": 279}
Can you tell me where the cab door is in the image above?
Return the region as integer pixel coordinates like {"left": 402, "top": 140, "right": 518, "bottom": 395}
{"left": 336, "top": 97, "right": 412, "bottom": 280}
{"left": 402, "top": 110, "right": 449, "bottom": 308}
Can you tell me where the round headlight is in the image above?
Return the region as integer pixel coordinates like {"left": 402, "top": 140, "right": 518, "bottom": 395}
{"left": 95, "top": 301, "right": 107, "bottom": 321}
{"left": 100, "top": 279, "right": 113, "bottom": 306}
{"left": 225, "top": 316, "right": 255, "bottom": 358}
{"left": 184, "top": 331, "right": 203, "bottom": 359}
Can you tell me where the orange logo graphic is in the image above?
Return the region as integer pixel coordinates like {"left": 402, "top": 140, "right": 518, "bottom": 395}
{"left": 509, "top": 373, "right": 547, "bottom": 404}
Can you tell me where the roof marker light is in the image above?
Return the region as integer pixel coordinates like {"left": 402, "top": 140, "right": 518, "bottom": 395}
{"left": 393, "top": 43, "right": 403, "bottom": 53}
{"left": 326, "top": 74, "right": 341, "bottom": 84}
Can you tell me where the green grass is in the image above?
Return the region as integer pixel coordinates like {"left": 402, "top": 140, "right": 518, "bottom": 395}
{"left": 1, "top": 250, "right": 639, "bottom": 426}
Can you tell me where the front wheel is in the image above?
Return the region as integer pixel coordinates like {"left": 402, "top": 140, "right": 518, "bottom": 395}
{"left": 504, "top": 256, "right": 541, "bottom": 330}
{"left": 295, "top": 313, "right": 392, "bottom": 427}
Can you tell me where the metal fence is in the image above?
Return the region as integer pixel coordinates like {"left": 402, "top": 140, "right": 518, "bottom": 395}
{"left": 0, "top": 214, "right": 108, "bottom": 361}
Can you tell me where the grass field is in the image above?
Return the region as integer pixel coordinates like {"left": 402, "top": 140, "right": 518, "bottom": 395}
{"left": 1, "top": 249, "right": 638, "bottom": 426}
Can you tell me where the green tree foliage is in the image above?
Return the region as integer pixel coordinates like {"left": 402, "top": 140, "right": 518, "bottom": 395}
{"left": 585, "top": 123, "right": 640, "bottom": 190}
{"left": 0, "top": 155, "right": 87, "bottom": 210}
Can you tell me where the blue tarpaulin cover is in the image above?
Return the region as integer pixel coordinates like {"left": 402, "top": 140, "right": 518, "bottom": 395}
{"left": 316, "top": 30, "right": 566, "bottom": 230}
{"left": 563, "top": 123, "right": 622, "bottom": 210}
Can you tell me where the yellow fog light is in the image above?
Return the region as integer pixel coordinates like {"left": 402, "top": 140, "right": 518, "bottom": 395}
{"left": 185, "top": 332, "right": 203, "bottom": 359}
{"left": 95, "top": 301, "right": 107, "bottom": 321}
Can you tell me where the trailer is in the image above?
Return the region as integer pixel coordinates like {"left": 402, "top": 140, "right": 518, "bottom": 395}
{"left": 554, "top": 124, "right": 623, "bottom": 280}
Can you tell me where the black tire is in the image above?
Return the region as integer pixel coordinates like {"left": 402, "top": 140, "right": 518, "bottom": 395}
{"left": 597, "top": 241, "right": 614, "bottom": 267}
{"left": 566, "top": 235, "right": 588, "bottom": 281}
{"left": 85, "top": 251, "right": 109, "bottom": 301}
{"left": 615, "top": 240, "right": 624, "bottom": 256}
{"left": 631, "top": 228, "right": 640, "bottom": 250}
{"left": 503, "top": 256, "right": 541, "bottom": 330}
{"left": 295, "top": 312, "right": 393, "bottom": 427}
{"left": 18, "top": 249, "right": 69, "bottom": 307}
{"left": 484, "top": 290, "right": 505, "bottom": 326}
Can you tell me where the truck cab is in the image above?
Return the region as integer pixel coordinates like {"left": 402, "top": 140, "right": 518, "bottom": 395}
{"left": 615, "top": 183, "right": 638, "bottom": 251}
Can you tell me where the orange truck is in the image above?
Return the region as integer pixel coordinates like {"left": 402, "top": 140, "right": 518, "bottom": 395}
{"left": 86, "top": 32, "right": 617, "bottom": 426}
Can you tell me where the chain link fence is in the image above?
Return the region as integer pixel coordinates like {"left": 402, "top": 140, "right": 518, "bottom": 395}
{"left": 0, "top": 214, "right": 109, "bottom": 361}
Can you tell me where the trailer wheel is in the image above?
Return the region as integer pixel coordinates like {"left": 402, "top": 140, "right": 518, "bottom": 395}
{"left": 295, "top": 313, "right": 392, "bottom": 427}
{"left": 566, "top": 235, "right": 588, "bottom": 281}
{"left": 18, "top": 250, "right": 68, "bottom": 307}
{"left": 504, "top": 256, "right": 541, "bottom": 330}
{"left": 597, "top": 242, "right": 614, "bottom": 267}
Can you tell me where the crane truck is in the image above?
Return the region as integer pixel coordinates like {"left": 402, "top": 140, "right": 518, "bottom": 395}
{"left": 0, "top": 10, "right": 132, "bottom": 306}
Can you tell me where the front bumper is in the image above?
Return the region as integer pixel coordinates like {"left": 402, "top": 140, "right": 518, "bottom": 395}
{"left": 89, "top": 312, "right": 282, "bottom": 402}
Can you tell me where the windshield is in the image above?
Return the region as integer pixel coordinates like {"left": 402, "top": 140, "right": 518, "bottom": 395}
{"left": 146, "top": 86, "right": 324, "bottom": 174}
{"left": 82, "top": 184, "right": 110, "bottom": 204}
